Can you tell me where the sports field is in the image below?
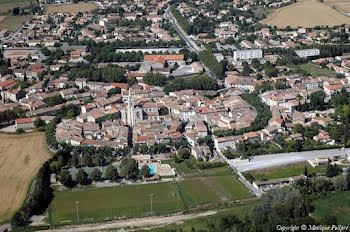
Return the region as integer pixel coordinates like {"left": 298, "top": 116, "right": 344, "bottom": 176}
{"left": 312, "top": 191, "right": 350, "bottom": 225}
{"left": 44, "top": 3, "right": 97, "bottom": 14}
{"left": 179, "top": 175, "right": 252, "bottom": 208}
{"left": 0, "top": 132, "right": 51, "bottom": 223}
{"left": 261, "top": 0, "right": 350, "bottom": 28}
{"left": 50, "top": 167, "right": 252, "bottom": 225}
{"left": 51, "top": 182, "right": 183, "bottom": 224}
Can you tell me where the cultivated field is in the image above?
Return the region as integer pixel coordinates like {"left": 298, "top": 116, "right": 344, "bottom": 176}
{"left": 0, "top": 15, "right": 33, "bottom": 32}
{"left": 50, "top": 167, "right": 252, "bottom": 225}
{"left": 325, "top": 0, "right": 350, "bottom": 13}
{"left": 261, "top": 0, "right": 350, "bottom": 28}
{"left": 0, "top": 132, "right": 51, "bottom": 223}
{"left": 44, "top": 3, "right": 97, "bottom": 14}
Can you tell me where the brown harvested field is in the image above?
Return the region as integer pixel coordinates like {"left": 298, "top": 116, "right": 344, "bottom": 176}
{"left": 325, "top": 0, "right": 350, "bottom": 12}
{"left": 261, "top": 0, "right": 350, "bottom": 28}
{"left": 0, "top": 132, "right": 51, "bottom": 223}
{"left": 44, "top": 2, "right": 97, "bottom": 14}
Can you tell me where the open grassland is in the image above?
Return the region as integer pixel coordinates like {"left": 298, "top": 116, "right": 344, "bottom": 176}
{"left": 44, "top": 2, "right": 97, "bottom": 14}
{"left": 261, "top": 0, "right": 350, "bottom": 28}
{"left": 51, "top": 182, "right": 183, "bottom": 224}
{"left": 0, "top": 132, "right": 50, "bottom": 224}
{"left": 325, "top": 0, "right": 350, "bottom": 13}
{"left": 243, "top": 161, "right": 327, "bottom": 182}
{"left": 312, "top": 191, "right": 350, "bottom": 225}
{"left": 50, "top": 167, "right": 252, "bottom": 225}
{"left": 0, "top": 15, "right": 33, "bottom": 31}
{"left": 289, "top": 62, "right": 338, "bottom": 78}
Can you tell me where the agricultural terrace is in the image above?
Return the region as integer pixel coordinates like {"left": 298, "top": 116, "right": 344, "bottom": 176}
{"left": 0, "top": 132, "right": 51, "bottom": 224}
{"left": 50, "top": 167, "right": 252, "bottom": 225}
{"left": 261, "top": 0, "right": 350, "bottom": 28}
{"left": 44, "top": 3, "right": 97, "bottom": 14}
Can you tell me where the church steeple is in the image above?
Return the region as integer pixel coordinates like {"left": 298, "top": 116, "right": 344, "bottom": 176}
{"left": 127, "top": 88, "right": 134, "bottom": 126}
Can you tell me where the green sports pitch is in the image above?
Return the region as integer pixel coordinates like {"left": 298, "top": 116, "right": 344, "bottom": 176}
{"left": 50, "top": 167, "right": 252, "bottom": 225}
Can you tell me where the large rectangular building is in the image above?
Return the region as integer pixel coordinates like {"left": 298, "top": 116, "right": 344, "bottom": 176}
{"left": 295, "top": 49, "right": 320, "bottom": 58}
{"left": 233, "top": 49, "right": 263, "bottom": 61}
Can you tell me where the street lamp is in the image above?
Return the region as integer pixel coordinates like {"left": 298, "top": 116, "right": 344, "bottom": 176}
{"left": 149, "top": 194, "right": 154, "bottom": 215}
{"left": 75, "top": 201, "right": 80, "bottom": 223}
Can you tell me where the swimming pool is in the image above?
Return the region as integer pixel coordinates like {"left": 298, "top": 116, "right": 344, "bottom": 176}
{"left": 148, "top": 164, "right": 156, "bottom": 175}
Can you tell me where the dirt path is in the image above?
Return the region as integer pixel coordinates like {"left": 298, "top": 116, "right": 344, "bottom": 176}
{"left": 42, "top": 211, "right": 218, "bottom": 232}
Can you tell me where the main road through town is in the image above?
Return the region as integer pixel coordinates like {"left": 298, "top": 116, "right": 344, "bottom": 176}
{"left": 164, "top": 6, "right": 214, "bottom": 77}
{"left": 230, "top": 147, "right": 350, "bottom": 172}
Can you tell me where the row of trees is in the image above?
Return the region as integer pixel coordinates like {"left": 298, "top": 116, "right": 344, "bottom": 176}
{"left": 71, "top": 38, "right": 185, "bottom": 49}
{"left": 198, "top": 50, "right": 225, "bottom": 79}
{"left": 59, "top": 157, "right": 140, "bottom": 188}
{"left": 0, "top": 107, "right": 26, "bottom": 124}
{"left": 11, "top": 161, "right": 52, "bottom": 227}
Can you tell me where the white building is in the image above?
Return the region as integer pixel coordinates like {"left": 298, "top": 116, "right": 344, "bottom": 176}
{"left": 233, "top": 49, "right": 263, "bottom": 61}
{"left": 295, "top": 49, "right": 320, "bottom": 58}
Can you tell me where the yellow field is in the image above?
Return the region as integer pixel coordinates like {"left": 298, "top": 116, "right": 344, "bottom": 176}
{"left": 44, "top": 2, "right": 97, "bottom": 14}
{"left": 0, "top": 132, "right": 51, "bottom": 223}
{"left": 0, "top": 16, "right": 6, "bottom": 22}
{"left": 261, "top": 0, "right": 350, "bottom": 28}
{"left": 325, "top": 0, "right": 350, "bottom": 12}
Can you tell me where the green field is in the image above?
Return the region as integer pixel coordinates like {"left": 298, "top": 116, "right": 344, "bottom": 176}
{"left": 312, "top": 191, "right": 350, "bottom": 225}
{"left": 51, "top": 182, "right": 183, "bottom": 224}
{"left": 289, "top": 62, "right": 337, "bottom": 78}
{"left": 50, "top": 167, "right": 252, "bottom": 225}
{"left": 243, "top": 162, "right": 327, "bottom": 182}
{"left": 0, "top": 15, "right": 33, "bottom": 31}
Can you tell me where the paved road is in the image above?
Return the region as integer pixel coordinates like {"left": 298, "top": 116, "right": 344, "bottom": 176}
{"left": 231, "top": 148, "right": 350, "bottom": 172}
{"left": 164, "top": 7, "right": 200, "bottom": 53}
{"left": 164, "top": 7, "right": 214, "bottom": 77}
